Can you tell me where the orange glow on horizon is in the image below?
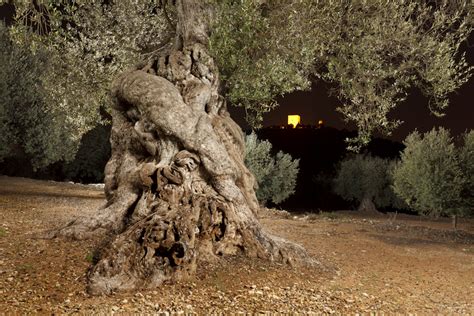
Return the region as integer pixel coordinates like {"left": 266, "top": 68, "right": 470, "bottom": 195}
{"left": 288, "top": 115, "right": 300, "bottom": 128}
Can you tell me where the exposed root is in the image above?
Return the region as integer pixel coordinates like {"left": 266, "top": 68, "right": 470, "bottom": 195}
{"left": 87, "top": 193, "right": 313, "bottom": 295}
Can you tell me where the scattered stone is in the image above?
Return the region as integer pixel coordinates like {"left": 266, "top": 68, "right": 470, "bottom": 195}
{"left": 1, "top": 177, "right": 473, "bottom": 314}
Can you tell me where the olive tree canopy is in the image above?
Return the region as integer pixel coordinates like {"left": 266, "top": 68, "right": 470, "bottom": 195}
{"left": 4, "top": 0, "right": 473, "bottom": 156}
{"left": 210, "top": 0, "right": 473, "bottom": 147}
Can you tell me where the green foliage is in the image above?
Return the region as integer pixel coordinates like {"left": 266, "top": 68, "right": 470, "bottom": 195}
{"left": 7, "top": 0, "right": 173, "bottom": 164}
{"left": 211, "top": 0, "right": 473, "bottom": 147}
{"left": 333, "top": 154, "right": 404, "bottom": 209}
{"left": 210, "top": 0, "right": 332, "bottom": 127}
{"left": 5, "top": 0, "right": 473, "bottom": 164}
{"left": 244, "top": 132, "right": 299, "bottom": 205}
{"left": 323, "top": 1, "right": 473, "bottom": 148}
{"left": 0, "top": 22, "right": 82, "bottom": 169}
{"left": 392, "top": 128, "right": 469, "bottom": 218}
{"left": 85, "top": 253, "right": 94, "bottom": 263}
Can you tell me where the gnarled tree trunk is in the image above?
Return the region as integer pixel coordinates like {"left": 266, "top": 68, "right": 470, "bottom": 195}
{"left": 357, "top": 196, "right": 379, "bottom": 214}
{"left": 56, "top": 1, "right": 311, "bottom": 295}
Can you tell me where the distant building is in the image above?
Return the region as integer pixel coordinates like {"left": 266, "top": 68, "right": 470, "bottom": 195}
{"left": 287, "top": 115, "right": 301, "bottom": 128}
{"left": 285, "top": 115, "right": 324, "bottom": 129}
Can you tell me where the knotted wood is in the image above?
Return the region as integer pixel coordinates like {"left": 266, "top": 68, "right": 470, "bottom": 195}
{"left": 54, "top": 1, "right": 312, "bottom": 295}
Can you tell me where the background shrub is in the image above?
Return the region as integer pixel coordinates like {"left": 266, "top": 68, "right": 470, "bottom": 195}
{"left": 392, "top": 128, "right": 468, "bottom": 222}
{"left": 244, "top": 132, "right": 299, "bottom": 205}
{"left": 0, "top": 22, "right": 84, "bottom": 169}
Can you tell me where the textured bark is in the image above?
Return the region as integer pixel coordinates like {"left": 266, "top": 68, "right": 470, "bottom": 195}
{"left": 54, "top": 0, "right": 312, "bottom": 295}
{"left": 357, "top": 196, "right": 379, "bottom": 213}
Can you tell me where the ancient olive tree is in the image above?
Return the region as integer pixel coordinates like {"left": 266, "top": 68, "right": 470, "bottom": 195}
{"left": 7, "top": 0, "right": 473, "bottom": 294}
{"left": 244, "top": 132, "right": 299, "bottom": 206}
{"left": 24, "top": 1, "right": 311, "bottom": 294}
{"left": 333, "top": 155, "right": 405, "bottom": 213}
{"left": 392, "top": 128, "right": 471, "bottom": 229}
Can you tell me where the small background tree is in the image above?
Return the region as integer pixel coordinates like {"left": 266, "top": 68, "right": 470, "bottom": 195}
{"left": 333, "top": 154, "right": 404, "bottom": 213}
{"left": 244, "top": 132, "right": 299, "bottom": 206}
{"left": 392, "top": 128, "right": 468, "bottom": 229}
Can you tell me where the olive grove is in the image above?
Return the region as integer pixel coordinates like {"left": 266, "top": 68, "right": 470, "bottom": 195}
{"left": 2, "top": 0, "right": 472, "bottom": 294}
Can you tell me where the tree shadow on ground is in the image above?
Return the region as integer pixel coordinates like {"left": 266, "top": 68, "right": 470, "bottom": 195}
{"left": 0, "top": 190, "right": 104, "bottom": 200}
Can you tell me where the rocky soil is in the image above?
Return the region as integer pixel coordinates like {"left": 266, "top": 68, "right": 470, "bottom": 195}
{"left": 0, "top": 176, "right": 473, "bottom": 314}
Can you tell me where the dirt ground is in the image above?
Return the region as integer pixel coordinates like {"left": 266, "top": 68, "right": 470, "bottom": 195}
{"left": 0, "top": 176, "right": 473, "bottom": 314}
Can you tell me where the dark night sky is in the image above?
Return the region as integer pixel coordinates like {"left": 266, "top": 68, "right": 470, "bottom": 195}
{"left": 2, "top": 4, "right": 473, "bottom": 142}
